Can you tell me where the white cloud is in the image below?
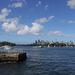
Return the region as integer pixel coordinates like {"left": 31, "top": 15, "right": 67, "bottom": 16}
{"left": 48, "top": 16, "right": 55, "bottom": 20}
{"left": 0, "top": 10, "right": 54, "bottom": 36}
{"left": 17, "top": 25, "right": 30, "bottom": 35}
{"left": 67, "top": 0, "right": 75, "bottom": 9}
{"left": 36, "top": 1, "right": 42, "bottom": 7}
{"left": 38, "top": 1, "right": 41, "bottom": 5}
{"left": 49, "top": 31, "right": 63, "bottom": 36}
{"left": 35, "top": 18, "right": 49, "bottom": 24}
{"left": 5, "top": 16, "right": 54, "bottom": 35}
{"left": 17, "top": 16, "right": 54, "bottom": 35}
{"left": 2, "top": 18, "right": 18, "bottom": 32}
{"left": 30, "top": 23, "right": 43, "bottom": 35}
{"left": 10, "top": 0, "right": 26, "bottom": 2}
{"left": 49, "top": 30, "right": 75, "bottom": 38}
{"left": 9, "top": 0, "right": 26, "bottom": 8}
{"left": 34, "top": 16, "right": 54, "bottom": 24}
{"left": 0, "top": 8, "right": 11, "bottom": 22}
{"left": 45, "top": 5, "right": 49, "bottom": 9}
{"left": 10, "top": 2, "right": 23, "bottom": 8}
{"left": 1, "top": 8, "right": 11, "bottom": 16}
{"left": 0, "top": 8, "right": 19, "bottom": 32}
{"left": 67, "top": 20, "right": 75, "bottom": 23}
{"left": 0, "top": 12, "right": 44, "bottom": 35}
{"left": 17, "top": 22, "right": 43, "bottom": 35}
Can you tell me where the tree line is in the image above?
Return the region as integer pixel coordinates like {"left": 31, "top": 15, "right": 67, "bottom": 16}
{"left": 0, "top": 41, "right": 16, "bottom": 46}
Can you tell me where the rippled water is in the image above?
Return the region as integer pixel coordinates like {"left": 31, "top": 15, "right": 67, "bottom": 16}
{"left": 0, "top": 46, "right": 75, "bottom": 75}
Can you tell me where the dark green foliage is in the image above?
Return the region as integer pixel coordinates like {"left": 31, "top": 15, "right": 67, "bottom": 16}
{"left": 0, "top": 41, "right": 16, "bottom": 46}
{"left": 50, "top": 42, "right": 66, "bottom": 47}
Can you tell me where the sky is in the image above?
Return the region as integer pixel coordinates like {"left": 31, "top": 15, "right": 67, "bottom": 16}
{"left": 0, "top": 0, "right": 75, "bottom": 43}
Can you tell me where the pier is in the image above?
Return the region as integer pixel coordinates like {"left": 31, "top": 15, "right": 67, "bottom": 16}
{"left": 0, "top": 52, "right": 27, "bottom": 62}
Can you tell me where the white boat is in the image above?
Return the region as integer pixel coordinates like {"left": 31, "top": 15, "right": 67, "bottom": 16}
{"left": 38, "top": 46, "right": 42, "bottom": 48}
{"left": 1, "top": 45, "right": 11, "bottom": 50}
{"left": 38, "top": 45, "right": 44, "bottom": 48}
{"left": 48, "top": 45, "right": 50, "bottom": 48}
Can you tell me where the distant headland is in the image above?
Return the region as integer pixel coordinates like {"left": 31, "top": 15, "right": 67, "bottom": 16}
{"left": 0, "top": 41, "right": 16, "bottom": 47}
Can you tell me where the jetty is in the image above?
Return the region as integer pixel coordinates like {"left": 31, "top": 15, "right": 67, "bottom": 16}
{"left": 0, "top": 45, "right": 27, "bottom": 62}
{"left": 0, "top": 52, "right": 27, "bottom": 62}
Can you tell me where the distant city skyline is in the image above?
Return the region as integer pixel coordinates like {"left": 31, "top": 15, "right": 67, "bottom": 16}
{"left": 0, "top": 0, "right": 75, "bottom": 43}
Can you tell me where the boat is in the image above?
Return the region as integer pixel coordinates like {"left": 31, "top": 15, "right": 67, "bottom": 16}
{"left": 0, "top": 45, "right": 27, "bottom": 62}
{"left": 38, "top": 45, "right": 44, "bottom": 48}
{"left": 48, "top": 45, "right": 50, "bottom": 48}
{"left": 1, "top": 45, "right": 11, "bottom": 50}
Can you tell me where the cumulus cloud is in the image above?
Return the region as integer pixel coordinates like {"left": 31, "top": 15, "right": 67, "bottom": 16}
{"left": 17, "top": 16, "right": 54, "bottom": 35}
{"left": 17, "top": 25, "right": 30, "bottom": 35}
{"left": 0, "top": 8, "right": 20, "bottom": 32}
{"left": 34, "top": 16, "right": 54, "bottom": 24}
{"left": 0, "top": 10, "right": 44, "bottom": 35}
{"left": 0, "top": 8, "right": 11, "bottom": 22}
{"left": 2, "top": 18, "right": 18, "bottom": 32}
{"left": 17, "top": 22, "right": 43, "bottom": 35}
{"left": 67, "top": 0, "right": 75, "bottom": 9}
{"left": 30, "top": 23, "right": 43, "bottom": 35}
{"left": 3, "top": 16, "right": 54, "bottom": 35}
{"left": 0, "top": 8, "right": 54, "bottom": 36}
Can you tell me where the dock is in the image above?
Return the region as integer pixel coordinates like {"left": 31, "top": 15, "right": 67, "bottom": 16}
{"left": 0, "top": 52, "right": 27, "bottom": 62}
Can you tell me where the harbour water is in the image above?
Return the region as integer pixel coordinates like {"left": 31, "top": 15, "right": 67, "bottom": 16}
{"left": 0, "top": 46, "right": 75, "bottom": 75}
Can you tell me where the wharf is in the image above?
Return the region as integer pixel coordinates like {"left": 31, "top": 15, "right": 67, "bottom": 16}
{"left": 0, "top": 52, "right": 27, "bottom": 62}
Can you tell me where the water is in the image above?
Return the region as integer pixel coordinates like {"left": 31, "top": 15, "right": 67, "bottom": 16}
{"left": 0, "top": 46, "right": 75, "bottom": 75}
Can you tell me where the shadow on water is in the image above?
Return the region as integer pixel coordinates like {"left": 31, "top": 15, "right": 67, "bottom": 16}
{"left": 0, "top": 60, "right": 28, "bottom": 75}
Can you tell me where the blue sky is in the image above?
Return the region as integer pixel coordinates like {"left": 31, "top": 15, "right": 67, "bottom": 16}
{"left": 0, "top": 0, "right": 75, "bottom": 43}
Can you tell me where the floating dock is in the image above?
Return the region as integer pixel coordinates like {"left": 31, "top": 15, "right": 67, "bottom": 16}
{"left": 0, "top": 52, "right": 27, "bottom": 62}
